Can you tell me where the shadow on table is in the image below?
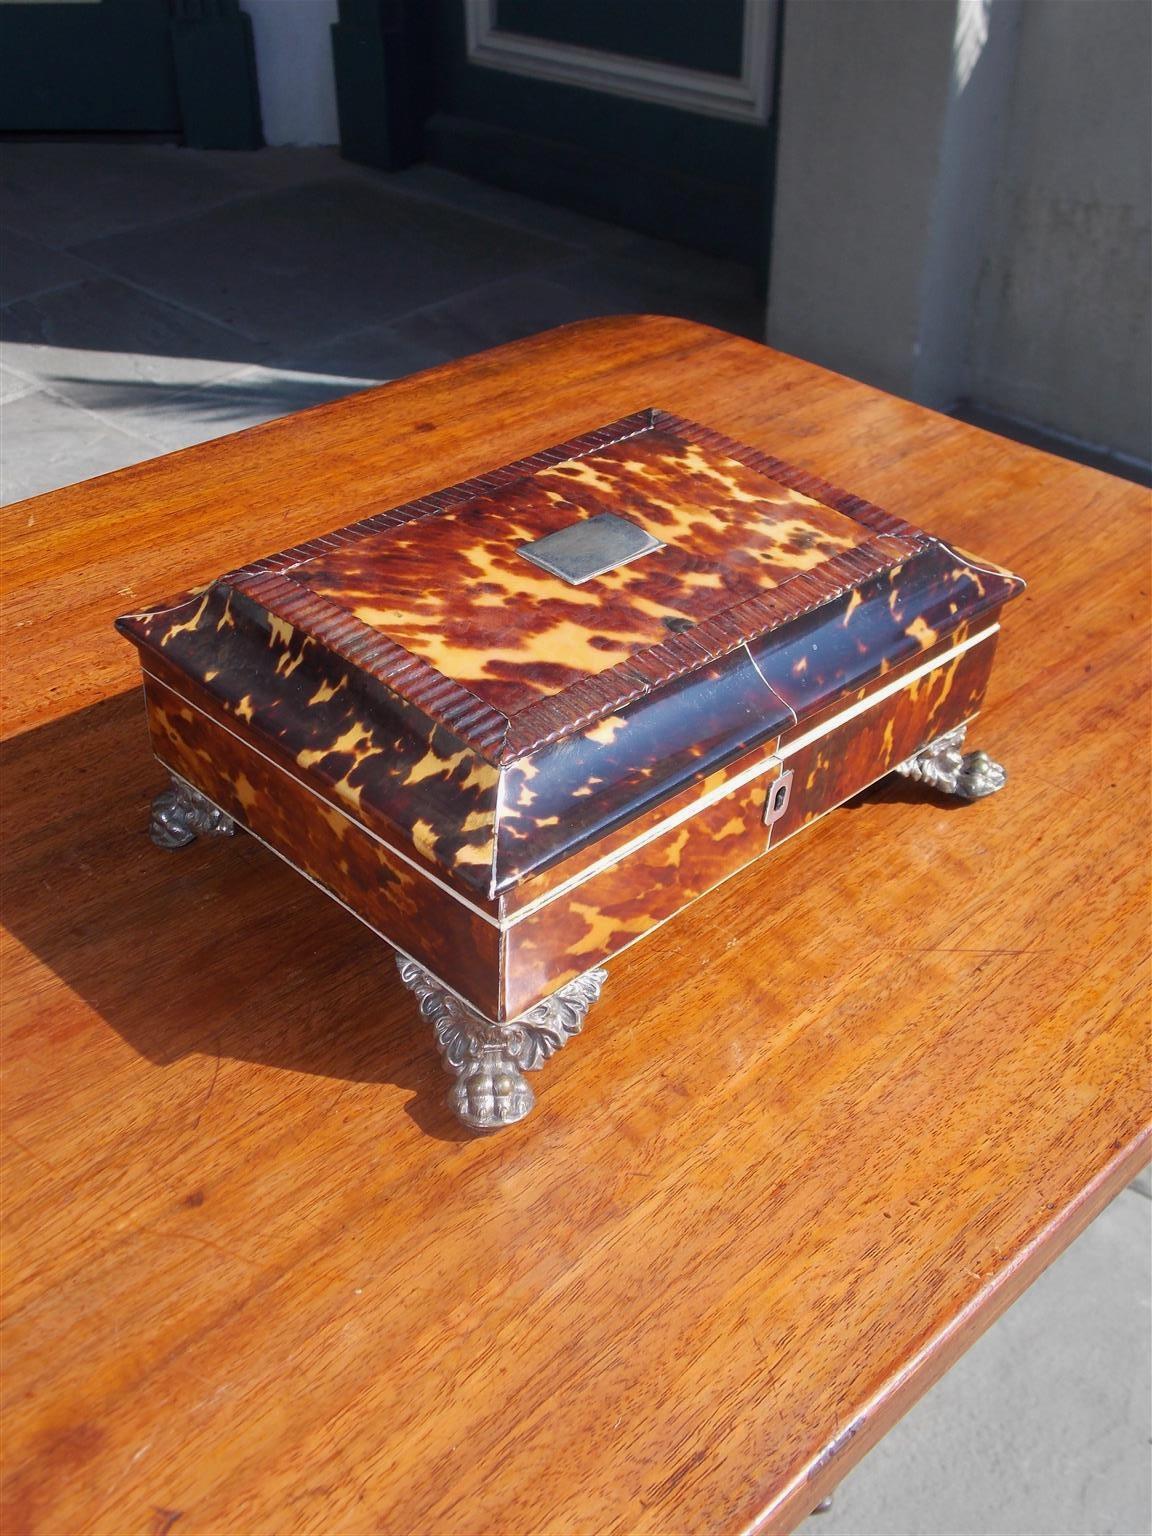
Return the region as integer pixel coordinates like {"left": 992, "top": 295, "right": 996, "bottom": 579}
{"left": 1, "top": 689, "right": 473, "bottom": 1142}
{"left": 841, "top": 775, "right": 975, "bottom": 813}
{"left": 2, "top": 688, "right": 972, "bottom": 1148}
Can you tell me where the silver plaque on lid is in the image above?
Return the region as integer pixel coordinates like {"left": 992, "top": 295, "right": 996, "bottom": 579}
{"left": 517, "top": 513, "right": 664, "bottom": 585}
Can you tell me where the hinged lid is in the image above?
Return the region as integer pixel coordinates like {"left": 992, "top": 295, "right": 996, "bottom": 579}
{"left": 118, "top": 409, "right": 1024, "bottom": 897}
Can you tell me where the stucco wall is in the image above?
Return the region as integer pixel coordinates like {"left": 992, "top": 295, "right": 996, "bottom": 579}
{"left": 766, "top": 0, "right": 961, "bottom": 401}
{"left": 242, "top": 0, "right": 339, "bottom": 146}
{"left": 970, "top": 0, "right": 1151, "bottom": 460}
{"left": 767, "top": 0, "right": 1150, "bottom": 465}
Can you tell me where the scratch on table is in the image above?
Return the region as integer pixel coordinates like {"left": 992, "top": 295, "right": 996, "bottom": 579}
{"left": 897, "top": 946, "right": 1050, "bottom": 957}
{"left": 191, "top": 1042, "right": 223, "bottom": 1131}
{"left": 134, "top": 1224, "right": 262, "bottom": 1269}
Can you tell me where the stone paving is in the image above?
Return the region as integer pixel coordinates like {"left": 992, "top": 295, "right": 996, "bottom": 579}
{"left": 2, "top": 143, "right": 1148, "bottom": 1536}
{"left": 0, "top": 143, "right": 761, "bottom": 503}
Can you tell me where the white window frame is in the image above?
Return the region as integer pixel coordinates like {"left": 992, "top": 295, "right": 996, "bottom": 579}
{"left": 462, "top": 0, "right": 775, "bottom": 125}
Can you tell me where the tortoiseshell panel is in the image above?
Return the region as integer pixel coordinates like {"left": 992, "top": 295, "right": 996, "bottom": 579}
{"left": 118, "top": 409, "right": 1025, "bottom": 913}
{"left": 502, "top": 771, "right": 774, "bottom": 1019}
{"left": 772, "top": 635, "right": 999, "bottom": 844}
{"left": 500, "top": 733, "right": 783, "bottom": 916}
{"left": 120, "top": 586, "right": 501, "bottom": 897}
{"left": 139, "top": 649, "right": 498, "bottom": 909}
{"left": 294, "top": 424, "right": 876, "bottom": 717}
{"left": 498, "top": 622, "right": 993, "bottom": 917}
{"left": 773, "top": 617, "right": 986, "bottom": 749}
{"left": 493, "top": 646, "right": 792, "bottom": 892}
{"left": 491, "top": 565, "right": 1014, "bottom": 890}
{"left": 499, "top": 637, "right": 999, "bottom": 1016}
{"left": 144, "top": 675, "right": 502, "bottom": 1017}
{"left": 748, "top": 543, "right": 1019, "bottom": 727}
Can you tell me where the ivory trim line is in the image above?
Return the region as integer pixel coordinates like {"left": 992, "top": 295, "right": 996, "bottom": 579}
{"left": 145, "top": 622, "right": 998, "bottom": 934}
{"left": 776, "top": 625, "right": 998, "bottom": 759}
{"left": 155, "top": 752, "right": 497, "bottom": 1021}
{"left": 503, "top": 624, "right": 999, "bottom": 924}
{"left": 143, "top": 670, "right": 504, "bottom": 928}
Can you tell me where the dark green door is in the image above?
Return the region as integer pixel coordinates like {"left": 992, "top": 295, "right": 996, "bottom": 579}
{"left": 333, "top": 0, "right": 778, "bottom": 264}
{"left": 0, "top": 0, "right": 262, "bottom": 148}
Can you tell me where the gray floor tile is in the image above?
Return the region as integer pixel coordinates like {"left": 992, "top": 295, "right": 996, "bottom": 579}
{"left": 0, "top": 230, "right": 97, "bottom": 306}
{"left": 0, "top": 364, "right": 40, "bottom": 406}
{"left": 553, "top": 236, "right": 764, "bottom": 338}
{"left": 289, "top": 325, "right": 454, "bottom": 388}
{"left": 115, "top": 364, "right": 379, "bottom": 454}
{"left": 292, "top": 273, "right": 615, "bottom": 381}
{"left": 0, "top": 143, "right": 258, "bottom": 249}
{"left": 172, "top": 146, "right": 370, "bottom": 193}
{"left": 389, "top": 164, "right": 636, "bottom": 252}
{"left": 295, "top": 256, "right": 759, "bottom": 384}
{"left": 74, "top": 179, "right": 574, "bottom": 348}
{"left": 1, "top": 277, "right": 267, "bottom": 410}
{"left": 802, "top": 1189, "right": 1151, "bottom": 1536}
{"left": 0, "top": 389, "right": 156, "bottom": 505}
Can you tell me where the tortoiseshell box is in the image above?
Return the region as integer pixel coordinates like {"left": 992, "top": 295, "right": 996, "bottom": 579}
{"left": 117, "top": 408, "right": 1024, "bottom": 1131}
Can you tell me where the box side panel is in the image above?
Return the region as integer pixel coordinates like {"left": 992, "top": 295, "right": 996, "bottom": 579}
{"left": 491, "top": 548, "right": 1020, "bottom": 894}
{"left": 502, "top": 632, "right": 1001, "bottom": 1018}
{"left": 747, "top": 544, "right": 1019, "bottom": 724}
{"left": 500, "top": 618, "right": 1001, "bottom": 918}
{"left": 500, "top": 732, "right": 783, "bottom": 916}
{"left": 502, "top": 770, "right": 774, "bottom": 1019}
{"left": 120, "top": 583, "right": 500, "bottom": 896}
{"left": 140, "top": 651, "right": 498, "bottom": 910}
{"left": 771, "top": 633, "right": 999, "bottom": 843}
{"left": 774, "top": 614, "right": 999, "bottom": 748}
{"left": 495, "top": 645, "right": 793, "bottom": 892}
{"left": 145, "top": 675, "right": 502, "bottom": 1018}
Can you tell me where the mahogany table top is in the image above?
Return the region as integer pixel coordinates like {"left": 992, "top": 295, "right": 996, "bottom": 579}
{"left": 2, "top": 316, "right": 1149, "bottom": 1536}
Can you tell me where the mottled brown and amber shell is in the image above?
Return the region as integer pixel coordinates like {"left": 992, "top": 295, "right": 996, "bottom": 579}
{"left": 117, "top": 408, "right": 1024, "bottom": 1017}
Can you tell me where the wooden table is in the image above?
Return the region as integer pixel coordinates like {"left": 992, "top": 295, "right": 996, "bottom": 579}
{"left": 2, "top": 317, "right": 1148, "bottom": 1536}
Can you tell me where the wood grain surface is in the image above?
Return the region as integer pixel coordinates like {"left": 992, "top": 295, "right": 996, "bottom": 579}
{"left": 2, "top": 316, "right": 1149, "bottom": 1536}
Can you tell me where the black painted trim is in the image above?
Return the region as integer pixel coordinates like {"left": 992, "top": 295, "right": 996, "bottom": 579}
{"left": 0, "top": 0, "right": 262, "bottom": 147}
{"left": 170, "top": 2, "right": 263, "bottom": 151}
{"left": 424, "top": 111, "right": 765, "bottom": 263}
{"left": 0, "top": 0, "right": 180, "bottom": 133}
{"left": 331, "top": 0, "right": 433, "bottom": 170}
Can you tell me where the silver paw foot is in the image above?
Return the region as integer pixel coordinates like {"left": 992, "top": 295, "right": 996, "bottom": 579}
{"left": 894, "top": 724, "right": 1006, "bottom": 800}
{"left": 149, "top": 776, "right": 235, "bottom": 849}
{"left": 395, "top": 957, "right": 607, "bottom": 1131}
